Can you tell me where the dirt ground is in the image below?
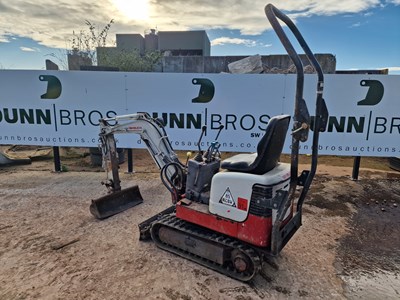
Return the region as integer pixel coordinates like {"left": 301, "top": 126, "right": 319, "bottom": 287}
{"left": 0, "top": 148, "right": 399, "bottom": 299}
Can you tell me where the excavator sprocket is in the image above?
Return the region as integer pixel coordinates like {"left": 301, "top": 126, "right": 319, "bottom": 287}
{"left": 150, "top": 214, "right": 261, "bottom": 282}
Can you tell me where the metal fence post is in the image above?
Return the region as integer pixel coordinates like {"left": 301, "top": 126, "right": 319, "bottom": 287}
{"left": 45, "top": 59, "right": 62, "bottom": 172}
{"left": 351, "top": 156, "right": 361, "bottom": 180}
{"left": 127, "top": 149, "right": 134, "bottom": 173}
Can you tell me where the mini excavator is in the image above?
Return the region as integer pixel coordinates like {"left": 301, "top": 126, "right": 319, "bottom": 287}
{"left": 90, "top": 4, "right": 329, "bottom": 281}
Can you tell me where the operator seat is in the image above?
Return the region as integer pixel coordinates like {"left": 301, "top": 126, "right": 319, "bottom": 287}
{"left": 221, "top": 114, "right": 290, "bottom": 175}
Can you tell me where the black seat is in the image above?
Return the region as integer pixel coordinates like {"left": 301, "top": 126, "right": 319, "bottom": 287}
{"left": 221, "top": 114, "right": 290, "bottom": 175}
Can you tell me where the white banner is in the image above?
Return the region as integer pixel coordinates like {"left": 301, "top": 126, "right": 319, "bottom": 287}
{"left": 0, "top": 70, "right": 399, "bottom": 157}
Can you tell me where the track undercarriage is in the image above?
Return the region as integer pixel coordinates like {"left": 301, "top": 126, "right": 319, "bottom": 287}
{"left": 150, "top": 214, "right": 262, "bottom": 282}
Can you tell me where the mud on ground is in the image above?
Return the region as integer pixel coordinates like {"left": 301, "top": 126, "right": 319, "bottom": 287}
{"left": 0, "top": 149, "right": 399, "bottom": 299}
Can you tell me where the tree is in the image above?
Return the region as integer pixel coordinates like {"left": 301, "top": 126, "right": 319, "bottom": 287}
{"left": 63, "top": 19, "right": 114, "bottom": 69}
{"left": 97, "top": 48, "right": 162, "bottom": 72}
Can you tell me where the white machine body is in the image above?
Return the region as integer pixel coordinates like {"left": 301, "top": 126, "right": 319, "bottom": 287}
{"left": 209, "top": 163, "right": 291, "bottom": 222}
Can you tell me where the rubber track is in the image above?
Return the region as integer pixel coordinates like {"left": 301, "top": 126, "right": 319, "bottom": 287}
{"left": 150, "top": 214, "right": 261, "bottom": 282}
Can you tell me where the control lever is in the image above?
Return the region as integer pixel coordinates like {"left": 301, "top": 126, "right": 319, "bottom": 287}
{"left": 205, "top": 124, "right": 224, "bottom": 162}
{"left": 214, "top": 124, "right": 224, "bottom": 140}
{"left": 291, "top": 122, "right": 308, "bottom": 135}
{"left": 194, "top": 125, "right": 207, "bottom": 162}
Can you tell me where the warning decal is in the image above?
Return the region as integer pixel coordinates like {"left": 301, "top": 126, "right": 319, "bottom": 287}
{"left": 219, "top": 187, "right": 236, "bottom": 207}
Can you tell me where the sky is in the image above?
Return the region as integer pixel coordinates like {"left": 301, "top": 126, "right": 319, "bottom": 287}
{"left": 0, "top": 0, "right": 399, "bottom": 74}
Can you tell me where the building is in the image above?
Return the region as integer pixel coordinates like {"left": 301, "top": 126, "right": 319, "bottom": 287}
{"left": 157, "top": 31, "right": 210, "bottom": 56}
{"left": 74, "top": 29, "right": 336, "bottom": 74}
{"left": 97, "top": 29, "right": 210, "bottom": 60}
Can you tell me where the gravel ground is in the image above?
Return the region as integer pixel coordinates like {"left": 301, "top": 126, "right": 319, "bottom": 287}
{"left": 0, "top": 150, "right": 399, "bottom": 299}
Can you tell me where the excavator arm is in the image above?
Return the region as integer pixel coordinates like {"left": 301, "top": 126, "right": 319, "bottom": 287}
{"left": 98, "top": 112, "right": 185, "bottom": 192}
{"left": 90, "top": 112, "right": 186, "bottom": 219}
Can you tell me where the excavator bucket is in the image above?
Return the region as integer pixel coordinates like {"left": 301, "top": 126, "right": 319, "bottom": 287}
{"left": 90, "top": 185, "right": 143, "bottom": 219}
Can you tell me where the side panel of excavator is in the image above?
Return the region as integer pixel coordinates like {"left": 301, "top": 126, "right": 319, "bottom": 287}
{"left": 209, "top": 163, "right": 291, "bottom": 222}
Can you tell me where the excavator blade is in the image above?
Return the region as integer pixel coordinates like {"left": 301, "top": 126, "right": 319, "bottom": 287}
{"left": 90, "top": 185, "right": 143, "bottom": 219}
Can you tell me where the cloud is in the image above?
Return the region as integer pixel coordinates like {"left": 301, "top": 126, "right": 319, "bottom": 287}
{"left": 387, "top": 66, "right": 400, "bottom": 72}
{"left": 0, "top": 36, "right": 11, "bottom": 43}
{"left": 0, "top": 0, "right": 386, "bottom": 49}
{"left": 211, "top": 37, "right": 271, "bottom": 48}
{"left": 0, "top": 33, "right": 17, "bottom": 43}
{"left": 20, "top": 46, "right": 39, "bottom": 52}
{"left": 350, "top": 22, "right": 362, "bottom": 28}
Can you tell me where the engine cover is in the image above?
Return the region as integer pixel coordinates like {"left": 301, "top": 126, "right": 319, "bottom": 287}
{"left": 209, "top": 163, "right": 290, "bottom": 222}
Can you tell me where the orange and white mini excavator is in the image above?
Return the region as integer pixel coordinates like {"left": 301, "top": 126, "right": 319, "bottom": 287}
{"left": 90, "top": 3, "right": 329, "bottom": 281}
